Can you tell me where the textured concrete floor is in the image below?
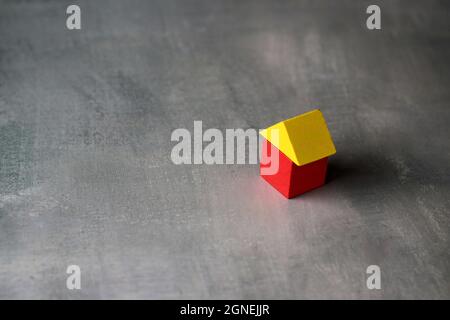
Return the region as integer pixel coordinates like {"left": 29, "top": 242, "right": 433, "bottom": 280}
{"left": 0, "top": 0, "right": 449, "bottom": 299}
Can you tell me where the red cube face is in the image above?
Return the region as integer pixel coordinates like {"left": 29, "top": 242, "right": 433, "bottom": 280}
{"left": 260, "top": 138, "right": 328, "bottom": 199}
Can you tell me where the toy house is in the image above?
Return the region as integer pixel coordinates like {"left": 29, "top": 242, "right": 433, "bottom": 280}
{"left": 260, "top": 109, "right": 336, "bottom": 199}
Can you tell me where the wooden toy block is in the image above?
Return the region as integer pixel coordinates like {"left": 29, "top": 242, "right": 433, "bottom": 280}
{"left": 260, "top": 109, "right": 336, "bottom": 199}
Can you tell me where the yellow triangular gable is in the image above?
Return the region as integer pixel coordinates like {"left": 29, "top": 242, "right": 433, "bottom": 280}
{"left": 260, "top": 109, "right": 336, "bottom": 166}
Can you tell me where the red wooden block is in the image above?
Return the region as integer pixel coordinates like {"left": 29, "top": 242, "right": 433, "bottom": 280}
{"left": 260, "top": 138, "right": 328, "bottom": 199}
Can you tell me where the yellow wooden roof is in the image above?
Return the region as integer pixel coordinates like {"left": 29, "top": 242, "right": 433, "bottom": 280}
{"left": 260, "top": 109, "right": 336, "bottom": 166}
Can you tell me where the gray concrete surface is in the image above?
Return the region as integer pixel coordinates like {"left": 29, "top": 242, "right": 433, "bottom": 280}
{"left": 0, "top": 0, "right": 449, "bottom": 299}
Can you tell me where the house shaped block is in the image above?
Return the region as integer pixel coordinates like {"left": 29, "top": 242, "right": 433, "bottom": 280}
{"left": 260, "top": 109, "right": 336, "bottom": 199}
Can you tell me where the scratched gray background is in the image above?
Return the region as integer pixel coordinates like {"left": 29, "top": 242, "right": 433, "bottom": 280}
{"left": 0, "top": 0, "right": 449, "bottom": 299}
